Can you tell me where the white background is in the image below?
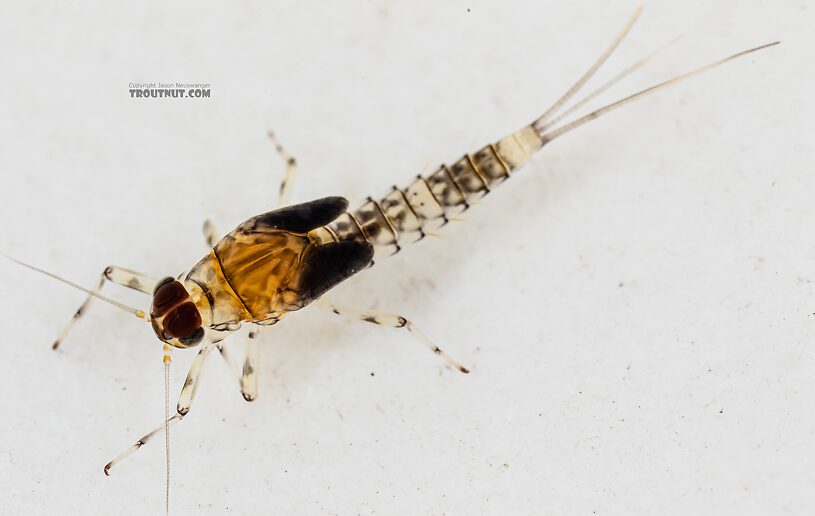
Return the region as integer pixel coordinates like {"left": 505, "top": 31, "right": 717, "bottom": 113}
{"left": 0, "top": 1, "right": 811, "bottom": 515}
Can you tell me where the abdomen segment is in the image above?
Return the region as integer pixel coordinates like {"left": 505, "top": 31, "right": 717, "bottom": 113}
{"left": 316, "top": 125, "right": 544, "bottom": 258}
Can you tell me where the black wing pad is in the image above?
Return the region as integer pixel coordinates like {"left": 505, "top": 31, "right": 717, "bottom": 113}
{"left": 297, "top": 240, "right": 374, "bottom": 303}
{"left": 244, "top": 196, "right": 349, "bottom": 234}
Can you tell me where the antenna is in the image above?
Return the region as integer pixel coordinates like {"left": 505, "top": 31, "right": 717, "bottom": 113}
{"left": 1, "top": 253, "right": 148, "bottom": 320}
{"left": 163, "top": 344, "right": 172, "bottom": 516}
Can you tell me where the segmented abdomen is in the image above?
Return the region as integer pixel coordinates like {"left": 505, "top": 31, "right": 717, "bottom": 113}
{"left": 313, "top": 124, "right": 544, "bottom": 258}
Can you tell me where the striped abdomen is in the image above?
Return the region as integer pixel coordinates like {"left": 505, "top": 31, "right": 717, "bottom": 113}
{"left": 312, "top": 124, "right": 544, "bottom": 258}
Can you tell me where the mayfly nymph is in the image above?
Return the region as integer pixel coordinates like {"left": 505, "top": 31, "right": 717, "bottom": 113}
{"left": 3, "top": 8, "right": 777, "bottom": 513}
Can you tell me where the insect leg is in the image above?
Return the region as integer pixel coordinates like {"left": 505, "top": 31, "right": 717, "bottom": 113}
{"left": 214, "top": 330, "right": 261, "bottom": 401}
{"left": 240, "top": 330, "right": 260, "bottom": 401}
{"left": 53, "top": 266, "right": 158, "bottom": 350}
{"left": 267, "top": 131, "right": 298, "bottom": 207}
{"left": 202, "top": 219, "right": 219, "bottom": 248}
{"left": 315, "top": 300, "right": 469, "bottom": 373}
{"left": 215, "top": 339, "right": 241, "bottom": 384}
{"left": 103, "top": 340, "right": 215, "bottom": 475}
{"left": 199, "top": 131, "right": 297, "bottom": 246}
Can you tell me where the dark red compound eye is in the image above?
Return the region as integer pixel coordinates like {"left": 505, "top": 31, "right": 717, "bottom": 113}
{"left": 152, "top": 279, "right": 188, "bottom": 317}
{"left": 163, "top": 302, "right": 202, "bottom": 339}
{"left": 179, "top": 327, "right": 205, "bottom": 346}
{"left": 152, "top": 276, "right": 174, "bottom": 294}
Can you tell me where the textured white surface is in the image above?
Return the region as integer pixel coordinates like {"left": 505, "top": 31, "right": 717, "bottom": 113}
{"left": 0, "top": 1, "right": 810, "bottom": 515}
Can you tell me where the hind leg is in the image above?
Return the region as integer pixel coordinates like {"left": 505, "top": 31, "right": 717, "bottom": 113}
{"left": 315, "top": 299, "right": 469, "bottom": 373}
{"left": 201, "top": 131, "right": 299, "bottom": 247}
{"left": 267, "top": 131, "right": 298, "bottom": 207}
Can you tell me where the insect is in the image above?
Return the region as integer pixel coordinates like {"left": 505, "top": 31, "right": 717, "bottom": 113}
{"left": 4, "top": 7, "right": 777, "bottom": 513}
